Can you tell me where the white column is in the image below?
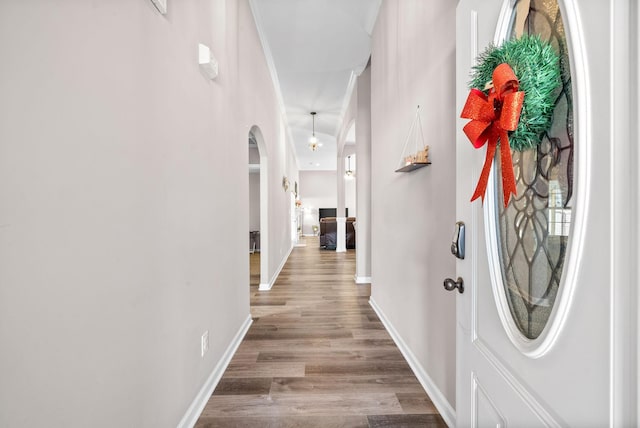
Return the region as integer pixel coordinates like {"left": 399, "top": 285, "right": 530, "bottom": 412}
{"left": 355, "top": 65, "right": 372, "bottom": 282}
{"left": 336, "top": 149, "right": 347, "bottom": 253}
{"left": 336, "top": 217, "right": 346, "bottom": 252}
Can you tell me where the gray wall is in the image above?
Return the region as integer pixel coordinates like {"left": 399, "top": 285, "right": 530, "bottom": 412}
{"left": 345, "top": 171, "right": 356, "bottom": 218}
{"left": 299, "top": 171, "right": 337, "bottom": 235}
{"left": 356, "top": 65, "right": 372, "bottom": 280}
{"left": 0, "top": 0, "right": 296, "bottom": 426}
{"left": 249, "top": 172, "right": 260, "bottom": 232}
{"left": 369, "top": 0, "right": 457, "bottom": 407}
{"left": 249, "top": 146, "right": 260, "bottom": 164}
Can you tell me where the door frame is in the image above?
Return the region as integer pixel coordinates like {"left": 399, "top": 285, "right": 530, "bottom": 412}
{"left": 610, "top": 1, "right": 638, "bottom": 425}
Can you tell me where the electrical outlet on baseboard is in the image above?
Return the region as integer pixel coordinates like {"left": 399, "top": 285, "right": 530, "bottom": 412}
{"left": 201, "top": 330, "right": 209, "bottom": 357}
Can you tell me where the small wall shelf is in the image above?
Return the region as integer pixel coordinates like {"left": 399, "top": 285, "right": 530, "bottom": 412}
{"left": 395, "top": 161, "right": 431, "bottom": 173}
{"left": 396, "top": 105, "right": 430, "bottom": 173}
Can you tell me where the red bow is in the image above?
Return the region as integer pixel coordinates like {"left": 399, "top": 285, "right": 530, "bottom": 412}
{"left": 461, "top": 63, "right": 524, "bottom": 207}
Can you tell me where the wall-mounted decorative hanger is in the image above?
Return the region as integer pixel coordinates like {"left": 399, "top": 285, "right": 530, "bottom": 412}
{"left": 395, "top": 105, "right": 430, "bottom": 172}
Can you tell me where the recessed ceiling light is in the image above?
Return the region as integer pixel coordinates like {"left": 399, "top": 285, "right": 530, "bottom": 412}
{"left": 315, "top": 163, "right": 320, "bottom": 167}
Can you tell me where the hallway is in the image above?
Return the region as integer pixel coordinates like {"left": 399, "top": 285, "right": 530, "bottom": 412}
{"left": 195, "top": 237, "right": 447, "bottom": 427}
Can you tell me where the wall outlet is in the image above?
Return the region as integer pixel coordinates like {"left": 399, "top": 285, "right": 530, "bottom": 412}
{"left": 201, "top": 331, "right": 209, "bottom": 357}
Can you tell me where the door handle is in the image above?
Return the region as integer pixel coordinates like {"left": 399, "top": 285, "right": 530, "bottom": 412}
{"left": 443, "top": 277, "right": 464, "bottom": 294}
{"left": 451, "top": 221, "right": 465, "bottom": 259}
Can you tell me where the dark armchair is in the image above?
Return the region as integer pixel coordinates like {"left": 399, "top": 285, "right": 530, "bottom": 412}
{"left": 319, "top": 217, "right": 356, "bottom": 250}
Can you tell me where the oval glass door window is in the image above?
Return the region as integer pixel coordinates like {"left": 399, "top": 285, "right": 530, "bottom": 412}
{"left": 495, "top": 0, "right": 574, "bottom": 340}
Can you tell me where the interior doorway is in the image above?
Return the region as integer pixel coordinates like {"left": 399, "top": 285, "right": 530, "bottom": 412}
{"left": 248, "top": 132, "right": 261, "bottom": 287}
{"left": 248, "top": 127, "right": 269, "bottom": 290}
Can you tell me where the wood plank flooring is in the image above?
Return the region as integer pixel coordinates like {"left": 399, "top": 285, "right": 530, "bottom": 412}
{"left": 196, "top": 237, "right": 447, "bottom": 428}
{"left": 249, "top": 252, "right": 260, "bottom": 287}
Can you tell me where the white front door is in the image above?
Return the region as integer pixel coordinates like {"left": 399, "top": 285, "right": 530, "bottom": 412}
{"left": 455, "top": 0, "right": 637, "bottom": 426}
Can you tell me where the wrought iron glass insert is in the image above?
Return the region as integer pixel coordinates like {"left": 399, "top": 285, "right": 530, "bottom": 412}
{"left": 495, "top": 0, "right": 574, "bottom": 339}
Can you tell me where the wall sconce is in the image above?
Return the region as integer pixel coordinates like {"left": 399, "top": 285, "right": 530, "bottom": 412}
{"left": 198, "top": 43, "right": 219, "bottom": 80}
{"left": 150, "top": 0, "right": 167, "bottom": 14}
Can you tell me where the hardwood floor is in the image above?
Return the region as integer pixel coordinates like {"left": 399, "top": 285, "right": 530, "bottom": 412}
{"left": 249, "top": 252, "right": 260, "bottom": 287}
{"left": 196, "top": 237, "right": 447, "bottom": 428}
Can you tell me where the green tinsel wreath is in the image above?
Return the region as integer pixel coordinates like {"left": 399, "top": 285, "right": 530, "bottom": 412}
{"left": 469, "top": 35, "right": 561, "bottom": 151}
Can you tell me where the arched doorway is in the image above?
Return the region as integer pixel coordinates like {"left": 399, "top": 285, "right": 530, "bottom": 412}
{"left": 248, "top": 126, "right": 269, "bottom": 290}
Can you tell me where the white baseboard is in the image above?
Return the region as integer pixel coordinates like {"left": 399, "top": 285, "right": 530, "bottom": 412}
{"left": 354, "top": 275, "right": 372, "bottom": 284}
{"left": 258, "top": 244, "right": 293, "bottom": 291}
{"left": 369, "top": 298, "right": 456, "bottom": 428}
{"left": 177, "top": 314, "right": 253, "bottom": 428}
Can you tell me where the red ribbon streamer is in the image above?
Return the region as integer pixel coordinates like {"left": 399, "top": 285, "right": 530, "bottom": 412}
{"left": 461, "top": 63, "right": 524, "bottom": 207}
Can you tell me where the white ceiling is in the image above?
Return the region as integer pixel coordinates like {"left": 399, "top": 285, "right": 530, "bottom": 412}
{"left": 250, "top": 0, "right": 381, "bottom": 171}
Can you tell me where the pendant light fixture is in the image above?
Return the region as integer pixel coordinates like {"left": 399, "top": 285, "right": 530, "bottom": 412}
{"left": 309, "top": 112, "right": 320, "bottom": 151}
{"left": 345, "top": 155, "right": 355, "bottom": 178}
